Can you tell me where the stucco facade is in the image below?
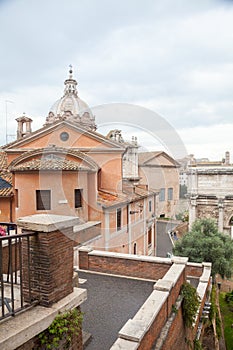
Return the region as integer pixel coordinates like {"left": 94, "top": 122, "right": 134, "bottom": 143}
{"left": 139, "top": 152, "right": 180, "bottom": 219}
{"left": 0, "top": 69, "right": 157, "bottom": 255}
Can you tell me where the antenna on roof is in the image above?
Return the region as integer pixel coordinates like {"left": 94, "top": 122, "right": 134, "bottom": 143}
{"left": 5, "top": 100, "right": 13, "bottom": 144}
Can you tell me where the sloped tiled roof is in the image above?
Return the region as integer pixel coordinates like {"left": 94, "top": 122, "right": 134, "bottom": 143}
{"left": 0, "top": 151, "right": 13, "bottom": 197}
{"left": 0, "top": 175, "right": 13, "bottom": 197}
{"left": 8, "top": 147, "right": 100, "bottom": 172}
{"left": 10, "top": 158, "right": 93, "bottom": 172}
{"left": 138, "top": 151, "right": 179, "bottom": 167}
{"left": 97, "top": 190, "right": 128, "bottom": 208}
{"left": 138, "top": 151, "right": 162, "bottom": 165}
{"left": 0, "top": 151, "right": 8, "bottom": 171}
{"left": 97, "top": 186, "right": 157, "bottom": 208}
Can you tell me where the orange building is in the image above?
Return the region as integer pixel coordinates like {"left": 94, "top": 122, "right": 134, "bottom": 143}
{"left": 0, "top": 68, "right": 157, "bottom": 255}
{"left": 139, "top": 151, "right": 180, "bottom": 219}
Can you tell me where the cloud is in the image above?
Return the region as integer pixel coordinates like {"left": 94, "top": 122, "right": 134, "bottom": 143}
{"left": 0, "top": 0, "right": 233, "bottom": 158}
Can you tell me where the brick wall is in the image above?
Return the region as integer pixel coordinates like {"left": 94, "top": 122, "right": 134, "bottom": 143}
{"left": 161, "top": 307, "right": 192, "bottom": 350}
{"left": 79, "top": 250, "right": 171, "bottom": 280}
{"left": 186, "top": 263, "right": 203, "bottom": 278}
{"left": 167, "top": 268, "right": 186, "bottom": 316}
{"left": 22, "top": 228, "right": 74, "bottom": 306}
{"left": 138, "top": 301, "right": 168, "bottom": 350}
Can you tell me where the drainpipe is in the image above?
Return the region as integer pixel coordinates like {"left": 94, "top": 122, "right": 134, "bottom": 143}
{"left": 10, "top": 196, "right": 13, "bottom": 222}
{"left": 128, "top": 204, "right": 132, "bottom": 254}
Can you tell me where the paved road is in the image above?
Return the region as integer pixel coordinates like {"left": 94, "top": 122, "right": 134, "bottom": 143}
{"left": 156, "top": 221, "right": 178, "bottom": 257}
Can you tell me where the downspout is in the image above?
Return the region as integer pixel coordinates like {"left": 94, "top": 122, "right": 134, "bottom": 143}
{"left": 127, "top": 203, "right": 132, "bottom": 254}
{"left": 10, "top": 195, "right": 13, "bottom": 222}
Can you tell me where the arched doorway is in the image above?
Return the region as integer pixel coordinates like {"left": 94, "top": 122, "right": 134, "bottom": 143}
{"left": 230, "top": 217, "right": 233, "bottom": 239}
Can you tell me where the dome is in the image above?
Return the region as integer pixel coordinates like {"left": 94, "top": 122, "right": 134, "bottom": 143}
{"left": 45, "top": 67, "right": 96, "bottom": 131}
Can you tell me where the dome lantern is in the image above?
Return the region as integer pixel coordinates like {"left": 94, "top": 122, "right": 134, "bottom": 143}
{"left": 45, "top": 67, "right": 96, "bottom": 131}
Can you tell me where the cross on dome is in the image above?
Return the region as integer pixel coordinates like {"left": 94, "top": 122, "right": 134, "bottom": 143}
{"left": 69, "top": 64, "right": 73, "bottom": 78}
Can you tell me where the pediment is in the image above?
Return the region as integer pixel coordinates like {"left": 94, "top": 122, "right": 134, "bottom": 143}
{"left": 3, "top": 120, "right": 126, "bottom": 152}
{"left": 139, "top": 151, "right": 178, "bottom": 167}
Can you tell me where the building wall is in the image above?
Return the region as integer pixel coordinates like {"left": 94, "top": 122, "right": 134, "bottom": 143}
{"left": 139, "top": 166, "right": 179, "bottom": 218}
{"left": 87, "top": 195, "right": 156, "bottom": 255}
{"left": 13, "top": 171, "right": 90, "bottom": 221}
{"left": 4, "top": 122, "right": 157, "bottom": 255}
{"left": 0, "top": 197, "right": 12, "bottom": 222}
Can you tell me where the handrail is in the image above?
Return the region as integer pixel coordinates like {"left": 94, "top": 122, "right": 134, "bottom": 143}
{"left": 0, "top": 230, "right": 39, "bottom": 320}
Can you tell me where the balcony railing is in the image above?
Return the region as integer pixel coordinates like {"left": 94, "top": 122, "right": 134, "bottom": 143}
{"left": 0, "top": 228, "right": 39, "bottom": 320}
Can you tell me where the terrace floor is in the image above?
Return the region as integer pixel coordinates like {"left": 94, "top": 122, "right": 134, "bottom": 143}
{"left": 78, "top": 270, "right": 155, "bottom": 350}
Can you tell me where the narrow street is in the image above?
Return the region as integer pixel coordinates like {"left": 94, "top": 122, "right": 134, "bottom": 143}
{"left": 156, "top": 220, "right": 178, "bottom": 257}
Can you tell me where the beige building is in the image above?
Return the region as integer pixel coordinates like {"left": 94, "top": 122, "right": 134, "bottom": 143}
{"left": 187, "top": 151, "right": 233, "bottom": 236}
{"left": 0, "top": 68, "right": 157, "bottom": 256}
{"left": 138, "top": 151, "right": 180, "bottom": 219}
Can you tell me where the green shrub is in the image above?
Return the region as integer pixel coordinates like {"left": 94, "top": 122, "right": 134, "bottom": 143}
{"left": 38, "top": 308, "right": 83, "bottom": 349}
{"left": 181, "top": 282, "right": 200, "bottom": 328}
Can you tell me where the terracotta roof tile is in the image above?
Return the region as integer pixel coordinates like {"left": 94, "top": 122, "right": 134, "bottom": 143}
{"left": 97, "top": 190, "right": 128, "bottom": 207}
{"left": 97, "top": 186, "right": 156, "bottom": 208}
{"left": 138, "top": 151, "right": 163, "bottom": 165}
{"left": 11, "top": 158, "right": 92, "bottom": 171}
{"left": 0, "top": 175, "right": 13, "bottom": 197}
{"left": 0, "top": 172, "right": 12, "bottom": 185}
{"left": 0, "top": 151, "right": 8, "bottom": 171}
{"left": 0, "top": 187, "right": 13, "bottom": 197}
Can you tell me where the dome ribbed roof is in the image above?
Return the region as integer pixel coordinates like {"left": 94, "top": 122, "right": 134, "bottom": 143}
{"left": 45, "top": 67, "right": 96, "bottom": 131}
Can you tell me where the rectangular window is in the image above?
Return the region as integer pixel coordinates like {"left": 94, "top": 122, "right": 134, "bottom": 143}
{"left": 74, "top": 189, "right": 82, "bottom": 208}
{"left": 159, "top": 188, "right": 165, "bottom": 202}
{"left": 36, "top": 190, "right": 51, "bottom": 210}
{"left": 149, "top": 200, "right": 152, "bottom": 212}
{"left": 117, "top": 208, "right": 122, "bottom": 231}
{"left": 15, "top": 189, "right": 19, "bottom": 208}
{"left": 168, "top": 188, "right": 173, "bottom": 200}
{"left": 148, "top": 228, "right": 152, "bottom": 246}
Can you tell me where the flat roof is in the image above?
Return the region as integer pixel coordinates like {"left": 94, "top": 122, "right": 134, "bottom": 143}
{"left": 78, "top": 270, "right": 154, "bottom": 350}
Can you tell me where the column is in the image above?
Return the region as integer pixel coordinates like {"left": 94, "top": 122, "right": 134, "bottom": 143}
{"left": 189, "top": 196, "right": 197, "bottom": 230}
{"left": 218, "top": 198, "right": 224, "bottom": 233}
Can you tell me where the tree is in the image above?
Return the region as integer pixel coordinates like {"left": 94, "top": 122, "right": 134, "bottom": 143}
{"left": 173, "top": 218, "right": 233, "bottom": 279}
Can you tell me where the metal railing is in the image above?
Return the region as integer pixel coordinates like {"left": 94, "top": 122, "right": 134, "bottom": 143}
{"left": 0, "top": 229, "right": 39, "bottom": 320}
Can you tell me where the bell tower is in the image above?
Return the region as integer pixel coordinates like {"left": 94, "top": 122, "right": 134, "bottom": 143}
{"left": 16, "top": 114, "right": 32, "bottom": 139}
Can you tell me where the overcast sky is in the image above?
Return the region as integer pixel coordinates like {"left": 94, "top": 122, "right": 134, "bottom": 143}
{"left": 0, "top": 0, "right": 233, "bottom": 160}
